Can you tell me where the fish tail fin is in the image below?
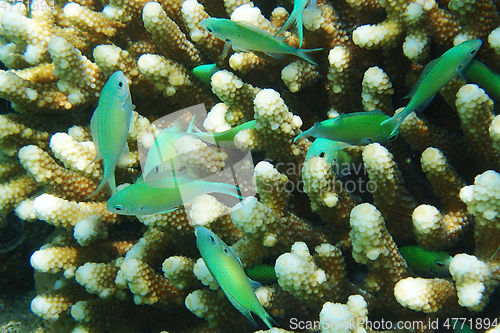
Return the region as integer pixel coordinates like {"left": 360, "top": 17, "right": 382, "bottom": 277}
{"left": 214, "top": 182, "right": 242, "bottom": 199}
{"left": 294, "top": 122, "right": 317, "bottom": 142}
{"left": 86, "top": 173, "right": 116, "bottom": 200}
{"left": 381, "top": 107, "right": 413, "bottom": 136}
{"left": 296, "top": 15, "right": 304, "bottom": 48}
{"left": 295, "top": 47, "right": 322, "bottom": 66}
{"left": 260, "top": 310, "right": 278, "bottom": 329}
{"left": 275, "top": 9, "right": 299, "bottom": 39}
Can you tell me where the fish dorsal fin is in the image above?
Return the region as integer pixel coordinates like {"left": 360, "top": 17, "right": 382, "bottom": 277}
{"left": 234, "top": 20, "right": 275, "bottom": 39}
{"left": 406, "top": 58, "right": 440, "bottom": 99}
{"left": 168, "top": 116, "right": 195, "bottom": 133}
{"left": 117, "top": 143, "right": 130, "bottom": 167}
{"left": 340, "top": 109, "right": 385, "bottom": 118}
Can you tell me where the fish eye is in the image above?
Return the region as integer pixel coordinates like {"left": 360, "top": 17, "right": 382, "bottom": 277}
{"left": 458, "top": 65, "right": 463, "bottom": 70}
{"left": 117, "top": 80, "right": 124, "bottom": 89}
{"left": 435, "top": 261, "right": 444, "bottom": 267}
{"left": 209, "top": 235, "right": 216, "bottom": 244}
{"left": 153, "top": 165, "right": 159, "bottom": 174}
{"left": 207, "top": 27, "right": 214, "bottom": 33}
{"left": 114, "top": 204, "right": 124, "bottom": 211}
{"left": 223, "top": 248, "right": 229, "bottom": 254}
{"left": 225, "top": 38, "right": 231, "bottom": 42}
{"left": 470, "top": 49, "right": 476, "bottom": 55}
{"left": 319, "top": 151, "right": 325, "bottom": 158}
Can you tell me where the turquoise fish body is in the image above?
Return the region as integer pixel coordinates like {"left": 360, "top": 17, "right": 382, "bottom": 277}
{"left": 463, "top": 59, "right": 500, "bottom": 101}
{"left": 193, "top": 63, "right": 220, "bottom": 85}
{"left": 106, "top": 176, "right": 241, "bottom": 215}
{"left": 143, "top": 117, "right": 196, "bottom": 177}
{"left": 195, "top": 227, "right": 277, "bottom": 328}
{"left": 200, "top": 18, "right": 321, "bottom": 65}
{"left": 275, "top": 0, "right": 317, "bottom": 47}
{"left": 383, "top": 39, "right": 482, "bottom": 135}
{"left": 245, "top": 264, "right": 277, "bottom": 283}
{"left": 144, "top": 120, "right": 256, "bottom": 177}
{"left": 89, "top": 71, "right": 134, "bottom": 198}
{"left": 306, "top": 138, "right": 358, "bottom": 177}
{"left": 295, "top": 110, "right": 397, "bottom": 146}
{"left": 400, "top": 245, "right": 452, "bottom": 277}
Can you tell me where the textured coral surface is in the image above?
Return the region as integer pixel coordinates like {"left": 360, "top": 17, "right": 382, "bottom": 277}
{"left": 1, "top": 0, "right": 500, "bottom": 332}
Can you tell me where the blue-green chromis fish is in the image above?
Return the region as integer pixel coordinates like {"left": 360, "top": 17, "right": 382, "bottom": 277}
{"left": 295, "top": 110, "right": 398, "bottom": 146}
{"left": 463, "top": 59, "right": 500, "bottom": 101}
{"left": 383, "top": 39, "right": 482, "bottom": 135}
{"left": 144, "top": 120, "right": 256, "bottom": 177}
{"left": 245, "top": 264, "right": 277, "bottom": 283}
{"left": 88, "top": 71, "right": 134, "bottom": 198}
{"left": 195, "top": 227, "right": 277, "bottom": 328}
{"left": 399, "top": 245, "right": 452, "bottom": 278}
{"left": 200, "top": 18, "right": 321, "bottom": 65}
{"left": 275, "top": 0, "right": 317, "bottom": 47}
{"left": 106, "top": 174, "right": 241, "bottom": 215}
{"left": 143, "top": 117, "right": 197, "bottom": 177}
{"left": 306, "top": 138, "right": 359, "bottom": 177}
{"left": 193, "top": 63, "right": 220, "bottom": 85}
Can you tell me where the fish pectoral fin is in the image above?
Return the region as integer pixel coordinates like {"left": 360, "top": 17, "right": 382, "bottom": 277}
{"left": 222, "top": 41, "right": 232, "bottom": 59}
{"left": 117, "top": 143, "right": 130, "bottom": 168}
{"left": 405, "top": 58, "right": 440, "bottom": 99}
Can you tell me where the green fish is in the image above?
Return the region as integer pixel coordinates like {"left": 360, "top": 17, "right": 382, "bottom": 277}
{"left": 294, "top": 110, "right": 398, "bottom": 147}
{"left": 88, "top": 71, "right": 134, "bottom": 198}
{"left": 142, "top": 116, "right": 197, "bottom": 178}
{"left": 245, "top": 264, "right": 277, "bottom": 283}
{"left": 274, "top": 0, "right": 317, "bottom": 47}
{"left": 382, "top": 39, "right": 482, "bottom": 135}
{"left": 306, "top": 138, "right": 356, "bottom": 177}
{"left": 200, "top": 18, "right": 321, "bottom": 65}
{"left": 106, "top": 173, "right": 241, "bottom": 215}
{"left": 463, "top": 59, "right": 500, "bottom": 101}
{"left": 195, "top": 227, "right": 277, "bottom": 328}
{"left": 143, "top": 120, "right": 256, "bottom": 177}
{"left": 399, "top": 245, "right": 452, "bottom": 278}
{"left": 192, "top": 63, "right": 220, "bottom": 85}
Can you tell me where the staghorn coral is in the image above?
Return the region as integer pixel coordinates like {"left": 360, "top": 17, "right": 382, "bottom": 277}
{"left": 0, "top": 0, "right": 498, "bottom": 332}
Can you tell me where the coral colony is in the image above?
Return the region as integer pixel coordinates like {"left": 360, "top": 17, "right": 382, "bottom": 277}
{"left": 0, "top": 0, "right": 499, "bottom": 332}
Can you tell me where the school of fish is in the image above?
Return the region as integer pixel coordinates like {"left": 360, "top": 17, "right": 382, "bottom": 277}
{"left": 87, "top": 22, "right": 495, "bottom": 326}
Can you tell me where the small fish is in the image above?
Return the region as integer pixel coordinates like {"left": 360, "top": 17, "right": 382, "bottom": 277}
{"left": 306, "top": 138, "right": 359, "bottom": 177}
{"left": 382, "top": 39, "right": 482, "bottom": 135}
{"left": 295, "top": 110, "right": 398, "bottom": 147}
{"left": 142, "top": 117, "right": 197, "bottom": 178}
{"left": 245, "top": 264, "right": 277, "bottom": 283}
{"left": 193, "top": 63, "right": 220, "bottom": 85}
{"left": 306, "top": 138, "right": 341, "bottom": 164}
{"left": 195, "top": 227, "right": 277, "bottom": 328}
{"left": 106, "top": 173, "right": 241, "bottom": 215}
{"left": 275, "top": 0, "right": 317, "bottom": 47}
{"left": 463, "top": 59, "right": 500, "bottom": 101}
{"left": 453, "top": 319, "right": 477, "bottom": 333}
{"left": 399, "top": 245, "right": 452, "bottom": 278}
{"left": 88, "top": 71, "right": 134, "bottom": 198}
{"left": 144, "top": 120, "right": 256, "bottom": 177}
{"left": 200, "top": 18, "right": 321, "bottom": 65}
